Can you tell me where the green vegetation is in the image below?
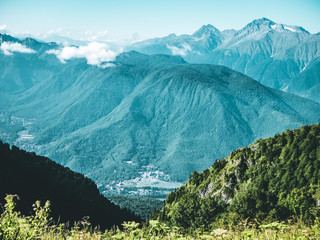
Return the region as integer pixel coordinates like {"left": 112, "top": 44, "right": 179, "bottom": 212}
{"left": 157, "top": 123, "right": 320, "bottom": 229}
{"left": 0, "top": 140, "right": 140, "bottom": 229}
{"left": 107, "top": 195, "right": 163, "bottom": 220}
{"left": 1, "top": 195, "right": 320, "bottom": 239}
{"left": 1, "top": 123, "right": 320, "bottom": 239}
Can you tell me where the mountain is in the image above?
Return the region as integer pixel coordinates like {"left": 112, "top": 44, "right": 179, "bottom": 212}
{"left": 287, "top": 57, "right": 320, "bottom": 103}
{"left": 128, "top": 18, "right": 320, "bottom": 102}
{"left": 1, "top": 38, "right": 320, "bottom": 198}
{"left": 0, "top": 33, "right": 59, "bottom": 94}
{"left": 157, "top": 123, "right": 320, "bottom": 229}
{"left": 0, "top": 33, "right": 19, "bottom": 43}
{"left": 0, "top": 140, "right": 140, "bottom": 229}
{"left": 0, "top": 33, "right": 58, "bottom": 52}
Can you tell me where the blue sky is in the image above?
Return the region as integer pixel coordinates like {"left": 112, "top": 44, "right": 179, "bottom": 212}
{"left": 0, "top": 0, "right": 319, "bottom": 41}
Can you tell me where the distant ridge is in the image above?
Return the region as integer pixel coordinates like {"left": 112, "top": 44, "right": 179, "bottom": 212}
{"left": 1, "top": 48, "right": 320, "bottom": 197}
{"left": 128, "top": 18, "right": 320, "bottom": 102}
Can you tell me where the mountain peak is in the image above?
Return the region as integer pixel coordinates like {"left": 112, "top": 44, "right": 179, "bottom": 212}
{"left": 192, "top": 24, "right": 220, "bottom": 38}
{"left": 234, "top": 18, "right": 279, "bottom": 38}
{"left": 0, "top": 33, "right": 20, "bottom": 43}
{"left": 237, "top": 18, "right": 310, "bottom": 36}
{"left": 246, "top": 17, "right": 276, "bottom": 29}
{"left": 23, "top": 37, "right": 41, "bottom": 44}
{"left": 234, "top": 18, "right": 273, "bottom": 36}
{"left": 253, "top": 17, "right": 274, "bottom": 24}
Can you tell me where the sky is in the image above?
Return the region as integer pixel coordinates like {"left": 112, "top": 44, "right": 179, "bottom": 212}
{"left": 0, "top": 0, "right": 320, "bottom": 43}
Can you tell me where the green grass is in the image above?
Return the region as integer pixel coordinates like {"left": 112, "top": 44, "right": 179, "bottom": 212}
{"left": 1, "top": 195, "right": 320, "bottom": 239}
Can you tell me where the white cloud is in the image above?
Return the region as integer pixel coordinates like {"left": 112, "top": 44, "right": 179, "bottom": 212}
{"left": 0, "top": 25, "right": 7, "bottom": 31}
{"left": 40, "top": 27, "right": 63, "bottom": 39}
{"left": 100, "top": 63, "right": 116, "bottom": 68}
{"left": 0, "top": 42, "right": 36, "bottom": 55}
{"left": 47, "top": 27, "right": 62, "bottom": 35}
{"left": 166, "top": 43, "right": 192, "bottom": 56}
{"left": 81, "top": 30, "right": 109, "bottom": 42}
{"left": 46, "top": 42, "right": 121, "bottom": 66}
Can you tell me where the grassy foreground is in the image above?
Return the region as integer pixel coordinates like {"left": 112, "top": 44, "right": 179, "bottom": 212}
{"left": 1, "top": 195, "right": 320, "bottom": 239}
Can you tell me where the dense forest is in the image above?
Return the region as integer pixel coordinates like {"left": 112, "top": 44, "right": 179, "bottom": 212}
{"left": 1, "top": 124, "right": 320, "bottom": 239}
{"left": 156, "top": 123, "right": 320, "bottom": 229}
{"left": 0, "top": 140, "right": 140, "bottom": 229}
{"left": 107, "top": 195, "right": 163, "bottom": 220}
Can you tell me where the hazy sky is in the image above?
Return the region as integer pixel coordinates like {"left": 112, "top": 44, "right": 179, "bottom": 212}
{"left": 0, "top": 0, "right": 319, "bottom": 42}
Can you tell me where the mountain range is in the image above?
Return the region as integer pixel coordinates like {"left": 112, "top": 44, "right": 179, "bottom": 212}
{"left": 128, "top": 18, "right": 320, "bottom": 103}
{"left": 1, "top": 22, "right": 320, "bottom": 198}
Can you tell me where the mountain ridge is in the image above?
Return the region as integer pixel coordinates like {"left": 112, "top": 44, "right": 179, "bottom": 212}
{"left": 1, "top": 40, "right": 320, "bottom": 197}
{"left": 128, "top": 18, "right": 320, "bottom": 102}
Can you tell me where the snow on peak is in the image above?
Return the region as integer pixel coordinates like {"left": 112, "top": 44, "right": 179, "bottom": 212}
{"left": 282, "top": 24, "right": 309, "bottom": 34}
{"left": 269, "top": 23, "right": 309, "bottom": 34}
{"left": 284, "top": 26, "right": 297, "bottom": 32}
{"left": 234, "top": 18, "right": 310, "bottom": 40}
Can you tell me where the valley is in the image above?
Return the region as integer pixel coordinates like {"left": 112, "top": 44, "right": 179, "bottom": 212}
{"left": 0, "top": 18, "right": 320, "bottom": 198}
{"left": 0, "top": 5, "right": 320, "bottom": 237}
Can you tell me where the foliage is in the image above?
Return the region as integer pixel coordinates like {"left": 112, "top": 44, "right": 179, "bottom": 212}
{"left": 1, "top": 195, "right": 320, "bottom": 239}
{"left": 1, "top": 123, "right": 320, "bottom": 238}
{"left": 107, "top": 195, "right": 163, "bottom": 220}
{"left": 0, "top": 194, "right": 53, "bottom": 239}
{"left": 0, "top": 141, "right": 140, "bottom": 229}
{"left": 157, "top": 123, "right": 320, "bottom": 228}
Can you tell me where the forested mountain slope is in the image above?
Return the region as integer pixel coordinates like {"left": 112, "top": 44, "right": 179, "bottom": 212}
{"left": 1, "top": 36, "right": 320, "bottom": 197}
{"left": 0, "top": 140, "right": 139, "bottom": 229}
{"left": 158, "top": 123, "right": 320, "bottom": 228}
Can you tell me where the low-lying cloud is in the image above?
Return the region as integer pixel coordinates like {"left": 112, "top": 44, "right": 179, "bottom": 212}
{"left": 0, "top": 42, "right": 36, "bottom": 55}
{"left": 46, "top": 42, "right": 121, "bottom": 66}
{"left": 0, "top": 25, "right": 7, "bottom": 31}
{"left": 166, "top": 43, "right": 192, "bottom": 56}
{"left": 84, "top": 30, "right": 109, "bottom": 42}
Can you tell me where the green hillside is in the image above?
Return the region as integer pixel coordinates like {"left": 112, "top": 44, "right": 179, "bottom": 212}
{"left": 0, "top": 140, "right": 140, "bottom": 229}
{"left": 107, "top": 195, "right": 163, "bottom": 220}
{"left": 157, "top": 123, "right": 320, "bottom": 229}
{"left": 1, "top": 125, "right": 320, "bottom": 239}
